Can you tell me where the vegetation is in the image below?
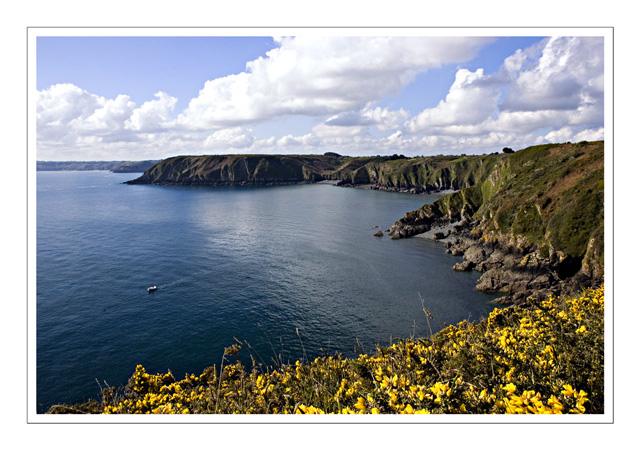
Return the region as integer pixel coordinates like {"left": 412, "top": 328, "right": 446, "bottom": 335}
{"left": 48, "top": 285, "right": 604, "bottom": 415}
{"left": 391, "top": 141, "right": 604, "bottom": 278}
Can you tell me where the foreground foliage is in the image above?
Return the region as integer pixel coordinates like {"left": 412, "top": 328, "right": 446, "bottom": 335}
{"left": 49, "top": 286, "right": 604, "bottom": 415}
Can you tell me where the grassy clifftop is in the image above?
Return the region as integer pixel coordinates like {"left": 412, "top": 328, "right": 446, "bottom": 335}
{"left": 390, "top": 142, "right": 604, "bottom": 262}
{"left": 389, "top": 141, "right": 604, "bottom": 303}
{"left": 479, "top": 141, "right": 604, "bottom": 261}
{"left": 335, "top": 153, "right": 504, "bottom": 192}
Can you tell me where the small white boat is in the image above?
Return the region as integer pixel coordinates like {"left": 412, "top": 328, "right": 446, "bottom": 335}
{"left": 147, "top": 285, "right": 157, "bottom": 292}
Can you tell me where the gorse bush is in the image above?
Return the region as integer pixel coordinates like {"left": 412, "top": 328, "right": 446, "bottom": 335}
{"left": 48, "top": 285, "right": 604, "bottom": 415}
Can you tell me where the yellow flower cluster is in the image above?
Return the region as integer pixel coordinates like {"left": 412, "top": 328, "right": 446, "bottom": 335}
{"left": 94, "top": 285, "right": 604, "bottom": 415}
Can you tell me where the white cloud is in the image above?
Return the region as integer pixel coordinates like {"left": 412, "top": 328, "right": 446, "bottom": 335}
{"left": 124, "top": 92, "right": 177, "bottom": 132}
{"left": 404, "top": 68, "right": 501, "bottom": 134}
{"left": 501, "top": 37, "right": 604, "bottom": 113}
{"left": 176, "top": 36, "right": 493, "bottom": 130}
{"left": 204, "top": 127, "right": 255, "bottom": 149}
{"left": 37, "top": 83, "right": 104, "bottom": 127}
{"left": 36, "top": 84, "right": 182, "bottom": 158}
{"left": 37, "top": 83, "right": 111, "bottom": 142}
{"left": 545, "top": 126, "right": 604, "bottom": 143}
{"left": 73, "top": 94, "right": 136, "bottom": 132}
{"left": 402, "top": 36, "right": 604, "bottom": 151}
{"left": 311, "top": 123, "right": 367, "bottom": 138}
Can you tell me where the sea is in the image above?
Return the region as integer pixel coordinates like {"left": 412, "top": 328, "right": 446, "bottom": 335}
{"left": 35, "top": 170, "right": 499, "bottom": 413}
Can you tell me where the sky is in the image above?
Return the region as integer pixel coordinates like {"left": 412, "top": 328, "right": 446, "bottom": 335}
{"left": 34, "top": 33, "right": 606, "bottom": 161}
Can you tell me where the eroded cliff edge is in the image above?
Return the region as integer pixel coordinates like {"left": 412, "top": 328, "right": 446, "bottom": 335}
{"left": 388, "top": 141, "right": 604, "bottom": 305}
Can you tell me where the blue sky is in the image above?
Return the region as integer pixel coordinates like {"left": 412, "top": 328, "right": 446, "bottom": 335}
{"left": 35, "top": 33, "right": 605, "bottom": 161}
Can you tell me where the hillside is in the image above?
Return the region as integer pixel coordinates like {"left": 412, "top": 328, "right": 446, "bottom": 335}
{"left": 125, "top": 154, "right": 342, "bottom": 185}
{"left": 388, "top": 141, "right": 604, "bottom": 304}
{"left": 334, "top": 153, "right": 504, "bottom": 193}
{"left": 125, "top": 152, "right": 508, "bottom": 191}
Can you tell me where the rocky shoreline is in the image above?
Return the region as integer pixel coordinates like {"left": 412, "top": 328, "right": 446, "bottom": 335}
{"left": 125, "top": 178, "right": 317, "bottom": 186}
{"left": 336, "top": 181, "right": 456, "bottom": 195}
{"left": 391, "top": 219, "right": 601, "bottom": 307}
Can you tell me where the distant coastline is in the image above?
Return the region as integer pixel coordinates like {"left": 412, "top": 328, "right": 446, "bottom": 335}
{"left": 37, "top": 160, "right": 159, "bottom": 173}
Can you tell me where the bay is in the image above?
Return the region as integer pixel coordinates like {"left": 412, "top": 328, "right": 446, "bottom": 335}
{"left": 36, "top": 170, "right": 498, "bottom": 412}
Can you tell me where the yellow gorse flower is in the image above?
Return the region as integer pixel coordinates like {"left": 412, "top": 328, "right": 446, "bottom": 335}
{"left": 92, "top": 285, "right": 604, "bottom": 415}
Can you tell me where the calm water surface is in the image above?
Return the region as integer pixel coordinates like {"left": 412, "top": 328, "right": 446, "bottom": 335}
{"left": 36, "top": 171, "right": 498, "bottom": 412}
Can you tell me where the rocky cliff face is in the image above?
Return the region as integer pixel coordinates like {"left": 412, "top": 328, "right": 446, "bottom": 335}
{"left": 128, "top": 152, "right": 511, "bottom": 193}
{"left": 388, "top": 141, "right": 605, "bottom": 305}
{"left": 126, "top": 155, "right": 340, "bottom": 185}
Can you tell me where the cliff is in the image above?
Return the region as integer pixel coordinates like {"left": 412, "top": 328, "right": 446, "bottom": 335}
{"left": 334, "top": 153, "right": 504, "bottom": 193}
{"left": 125, "top": 152, "right": 507, "bottom": 191}
{"left": 388, "top": 141, "right": 605, "bottom": 304}
{"left": 125, "top": 154, "right": 345, "bottom": 185}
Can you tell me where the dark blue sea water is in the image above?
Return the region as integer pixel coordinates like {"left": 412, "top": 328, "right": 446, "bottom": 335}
{"left": 36, "top": 171, "right": 499, "bottom": 412}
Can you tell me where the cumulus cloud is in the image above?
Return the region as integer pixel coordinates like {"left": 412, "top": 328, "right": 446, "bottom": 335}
{"left": 74, "top": 94, "right": 136, "bottom": 132}
{"left": 37, "top": 83, "right": 105, "bottom": 127}
{"left": 403, "top": 36, "right": 605, "bottom": 150}
{"left": 204, "top": 127, "right": 256, "bottom": 149}
{"left": 501, "top": 37, "right": 604, "bottom": 112}
{"left": 545, "top": 126, "right": 604, "bottom": 143}
{"left": 404, "top": 68, "right": 501, "bottom": 134}
{"left": 37, "top": 83, "right": 117, "bottom": 142}
{"left": 176, "top": 36, "right": 493, "bottom": 130}
{"left": 36, "top": 84, "right": 182, "bottom": 157}
{"left": 124, "top": 92, "right": 178, "bottom": 132}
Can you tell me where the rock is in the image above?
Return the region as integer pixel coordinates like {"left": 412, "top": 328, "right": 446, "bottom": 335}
{"left": 433, "top": 232, "right": 446, "bottom": 240}
{"left": 453, "top": 261, "right": 475, "bottom": 271}
{"left": 373, "top": 230, "right": 384, "bottom": 237}
{"left": 463, "top": 244, "right": 486, "bottom": 264}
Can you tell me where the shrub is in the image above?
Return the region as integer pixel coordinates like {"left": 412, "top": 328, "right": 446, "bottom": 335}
{"left": 50, "top": 286, "right": 604, "bottom": 415}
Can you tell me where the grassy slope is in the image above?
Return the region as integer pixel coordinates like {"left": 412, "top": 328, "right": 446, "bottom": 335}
{"left": 359, "top": 153, "right": 504, "bottom": 191}
{"left": 391, "top": 141, "right": 604, "bottom": 272}
{"left": 482, "top": 141, "right": 604, "bottom": 262}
